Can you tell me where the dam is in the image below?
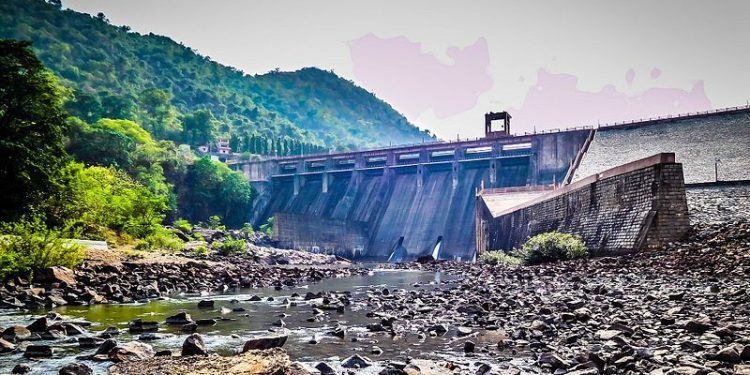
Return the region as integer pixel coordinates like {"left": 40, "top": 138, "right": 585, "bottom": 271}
{"left": 232, "top": 106, "right": 750, "bottom": 260}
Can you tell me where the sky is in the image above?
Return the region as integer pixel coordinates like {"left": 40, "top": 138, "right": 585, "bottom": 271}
{"left": 62, "top": 0, "right": 750, "bottom": 139}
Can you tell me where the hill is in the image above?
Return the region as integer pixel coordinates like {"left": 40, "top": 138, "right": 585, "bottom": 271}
{"left": 0, "top": 0, "right": 432, "bottom": 151}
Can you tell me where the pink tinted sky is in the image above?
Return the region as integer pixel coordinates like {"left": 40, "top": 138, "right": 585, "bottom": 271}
{"left": 350, "top": 34, "right": 493, "bottom": 120}
{"left": 62, "top": 0, "right": 750, "bottom": 139}
{"left": 349, "top": 34, "right": 713, "bottom": 134}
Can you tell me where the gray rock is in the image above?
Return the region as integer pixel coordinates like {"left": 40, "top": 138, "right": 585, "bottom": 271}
{"left": 181, "top": 333, "right": 207, "bottom": 356}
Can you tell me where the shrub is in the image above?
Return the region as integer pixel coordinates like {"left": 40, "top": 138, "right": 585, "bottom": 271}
{"left": 134, "top": 227, "right": 184, "bottom": 252}
{"left": 191, "top": 245, "right": 208, "bottom": 256}
{"left": 259, "top": 217, "right": 274, "bottom": 236}
{"left": 173, "top": 219, "right": 193, "bottom": 233}
{"left": 213, "top": 239, "right": 246, "bottom": 256}
{"left": 207, "top": 215, "right": 226, "bottom": 231}
{"left": 516, "top": 231, "right": 588, "bottom": 265}
{"left": 479, "top": 251, "right": 522, "bottom": 266}
{"left": 0, "top": 219, "right": 84, "bottom": 279}
{"left": 242, "top": 223, "right": 254, "bottom": 236}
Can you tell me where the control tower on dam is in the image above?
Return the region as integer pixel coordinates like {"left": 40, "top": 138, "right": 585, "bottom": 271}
{"left": 230, "top": 113, "right": 591, "bottom": 260}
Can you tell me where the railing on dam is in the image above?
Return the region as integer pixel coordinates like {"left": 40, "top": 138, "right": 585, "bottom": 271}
{"left": 227, "top": 104, "right": 750, "bottom": 168}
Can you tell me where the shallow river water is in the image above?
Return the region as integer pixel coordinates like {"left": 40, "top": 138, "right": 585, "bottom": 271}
{"left": 0, "top": 268, "right": 509, "bottom": 374}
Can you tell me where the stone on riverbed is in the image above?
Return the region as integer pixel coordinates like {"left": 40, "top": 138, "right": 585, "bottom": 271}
{"left": 108, "top": 348, "right": 308, "bottom": 375}
{"left": 108, "top": 341, "right": 155, "bottom": 362}
{"left": 0, "top": 338, "right": 16, "bottom": 353}
{"left": 35, "top": 266, "right": 77, "bottom": 286}
{"left": 24, "top": 345, "right": 53, "bottom": 358}
{"left": 59, "top": 363, "right": 93, "bottom": 375}
{"left": 341, "top": 354, "right": 372, "bottom": 368}
{"left": 182, "top": 333, "right": 207, "bottom": 356}
{"left": 242, "top": 335, "right": 288, "bottom": 352}
{"left": 165, "top": 312, "right": 193, "bottom": 325}
{"left": 128, "top": 319, "right": 159, "bottom": 333}
{"left": 11, "top": 364, "right": 31, "bottom": 374}
{"left": 2, "top": 325, "right": 31, "bottom": 342}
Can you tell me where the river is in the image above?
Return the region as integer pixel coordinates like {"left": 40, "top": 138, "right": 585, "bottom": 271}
{"left": 0, "top": 268, "right": 505, "bottom": 374}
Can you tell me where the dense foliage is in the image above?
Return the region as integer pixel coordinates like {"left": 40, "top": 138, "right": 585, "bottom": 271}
{"left": 481, "top": 232, "right": 588, "bottom": 266}
{"left": 177, "top": 158, "right": 255, "bottom": 227}
{"left": 516, "top": 232, "right": 588, "bottom": 265}
{"left": 0, "top": 40, "right": 255, "bottom": 275}
{"left": 478, "top": 250, "right": 522, "bottom": 266}
{"left": 0, "top": 218, "right": 84, "bottom": 279}
{"left": 0, "top": 0, "right": 432, "bottom": 151}
{"left": 0, "top": 40, "right": 69, "bottom": 220}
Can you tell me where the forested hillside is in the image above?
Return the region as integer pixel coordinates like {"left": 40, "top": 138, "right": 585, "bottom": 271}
{"left": 0, "top": 0, "right": 432, "bottom": 152}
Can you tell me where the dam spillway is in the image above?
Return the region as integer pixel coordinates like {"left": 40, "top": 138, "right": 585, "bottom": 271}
{"left": 233, "top": 129, "right": 591, "bottom": 260}
{"left": 232, "top": 106, "right": 750, "bottom": 261}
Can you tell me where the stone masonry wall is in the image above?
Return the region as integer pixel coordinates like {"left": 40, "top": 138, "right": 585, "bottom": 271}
{"left": 480, "top": 158, "right": 689, "bottom": 255}
{"left": 273, "top": 212, "right": 369, "bottom": 258}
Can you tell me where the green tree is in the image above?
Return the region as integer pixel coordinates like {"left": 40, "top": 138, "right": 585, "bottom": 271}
{"left": 138, "top": 88, "right": 180, "bottom": 140}
{"left": 181, "top": 109, "right": 217, "bottom": 148}
{"left": 52, "top": 162, "right": 168, "bottom": 240}
{"left": 66, "top": 117, "right": 136, "bottom": 169}
{"left": 179, "top": 157, "right": 253, "bottom": 227}
{"left": 0, "top": 39, "right": 69, "bottom": 221}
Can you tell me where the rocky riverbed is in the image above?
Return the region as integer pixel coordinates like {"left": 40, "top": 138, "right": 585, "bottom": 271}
{"left": 2, "top": 220, "right": 750, "bottom": 374}
{"left": 383, "top": 220, "right": 750, "bottom": 374}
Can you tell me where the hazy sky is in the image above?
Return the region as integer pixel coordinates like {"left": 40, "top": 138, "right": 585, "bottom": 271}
{"left": 63, "top": 0, "right": 750, "bottom": 139}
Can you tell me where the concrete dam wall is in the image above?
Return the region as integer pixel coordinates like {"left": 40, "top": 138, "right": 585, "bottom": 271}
{"left": 477, "top": 154, "right": 690, "bottom": 255}
{"left": 572, "top": 107, "right": 750, "bottom": 184}
{"left": 233, "top": 106, "right": 750, "bottom": 261}
{"left": 238, "top": 131, "right": 590, "bottom": 260}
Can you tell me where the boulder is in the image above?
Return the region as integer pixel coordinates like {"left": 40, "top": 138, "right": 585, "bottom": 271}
{"left": 2, "top": 325, "right": 31, "bottom": 342}
{"left": 181, "top": 333, "right": 207, "bottom": 356}
{"left": 26, "top": 317, "right": 49, "bottom": 333}
{"left": 181, "top": 323, "right": 198, "bottom": 332}
{"left": 108, "top": 341, "right": 155, "bottom": 362}
{"left": 128, "top": 319, "right": 159, "bottom": 333}
{"left": 197, "top": 300, "right": 215, "bottom": 308}
{"left": 342, "top": 354, "right": 372, "bottom": 368}
{"left": 315, "top": 362, "right": 336, "bottom": 375}
{"left": 24, "top": 345, "right": 53, "bottom": 358}
{"left": 0, "top": 338, "right": 16, "bottom": 353}
{"left": 59, "top": 363, "right": 93, "bottom": 375}
{"left": 165, "top": 312, "right": 193, "bottom": 325}
{"left": 95, "top": 338, "right": 118, "bottom": 355}
{"left": 78, "top": 336, "right": 105, "bottom": 348}
{"left": 463, "top": 341, "right": 476, "bottom": 353}
{"left": 35, "top": 266, "right": 77, "bottom": 286}
{"left": 11, "top": 364, "right": 31, "bottom": 374}
{"left": 241, "top": 335, "right": 288, "bottom": 352}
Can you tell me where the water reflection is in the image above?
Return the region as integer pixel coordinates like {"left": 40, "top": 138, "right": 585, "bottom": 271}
{"left": 0, "top": 270, "right": 473, "bottom": 374}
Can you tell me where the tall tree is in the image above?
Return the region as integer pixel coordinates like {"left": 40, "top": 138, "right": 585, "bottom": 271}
{"left": 181, "top": 109, "right": 217, "bottom": 148}
{"left": 0, "top": 40, "right": 69, "bottom": 220}
{"left": 138, "top": 88, "right": 180, "bottom": 140}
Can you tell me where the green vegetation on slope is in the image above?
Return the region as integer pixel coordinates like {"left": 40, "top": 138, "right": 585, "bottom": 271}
{"left": 0, "top": 0, "right": 432, "bottom": 151}
{"left": 0, "top": 41, "right": 255, "bottom": 280}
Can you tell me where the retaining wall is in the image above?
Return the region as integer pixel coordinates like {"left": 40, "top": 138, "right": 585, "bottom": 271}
{"left": 477, "top": 154, "right": 690, "bottom": 255}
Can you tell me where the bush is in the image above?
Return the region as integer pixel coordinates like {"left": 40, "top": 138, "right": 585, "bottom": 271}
{"left": 173, "top": 218, "right": 192, "bottom": 233}
{"left": 479, "top": 251, "right": 522, "bottom": 266}
{"left": 191, "top": 245, "right": 208, "bottom": 256}
{"left": 242, "top": 223, "right": 254, "bottom": 236}
{"left": 207, "top": 215, "right": 226, "bottom": 231}
{"left": 0, "top": 219, "right": 84, "bottom": 279}
{"left": 259, "top": 217, "right": 274, "bottom": 236}
{"left": 213, "top": 239, "right": 246, "bottom": 256}
{"left": 134, "top": 227, "right": 184, "bottom": 252}
{"left": 516, "top": 232, "right": 588, "bottom": 265}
